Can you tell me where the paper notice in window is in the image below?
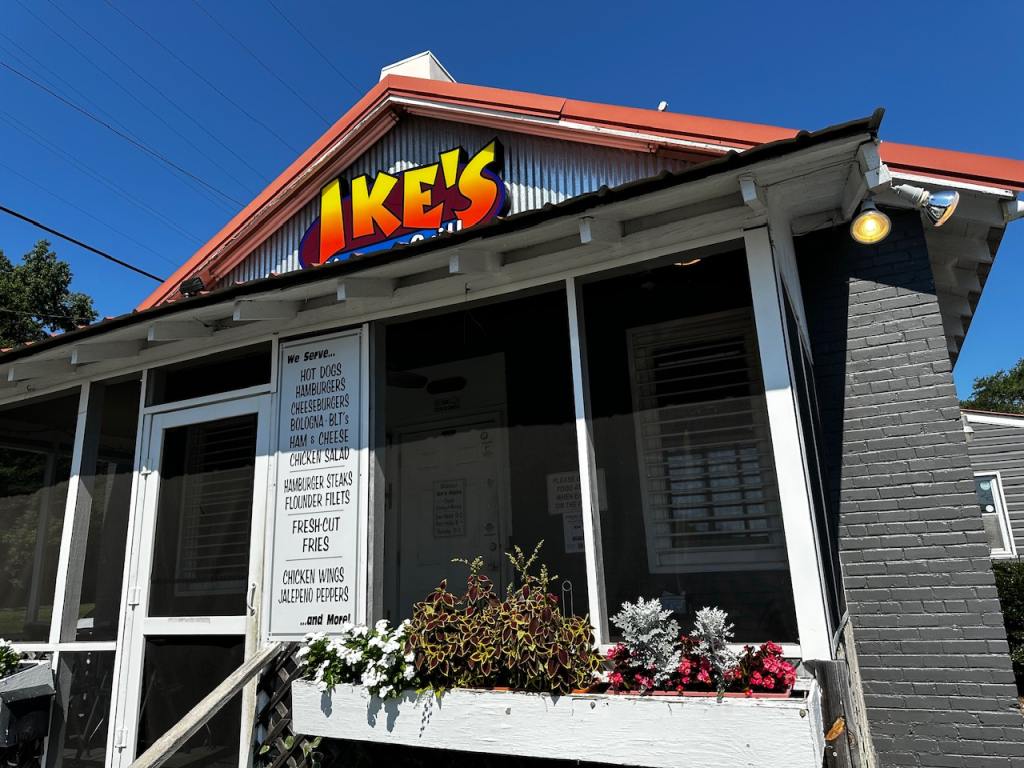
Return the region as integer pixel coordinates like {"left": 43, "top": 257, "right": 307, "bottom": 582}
{"left": 433, "top": 479, "right": 466, "bottom": 538}
{"left": 546, "top": 470, "right": 607, "bottom": 515}
{"left": 563, "top": 512, "right": 585, "bottom": 553}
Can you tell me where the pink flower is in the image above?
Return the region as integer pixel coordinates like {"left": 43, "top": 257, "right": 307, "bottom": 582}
{"left": 762, "top": 675, "right": 775, "bottom": 690}
{"left": 609, "top": 671, "right": 624, "bottom": 689}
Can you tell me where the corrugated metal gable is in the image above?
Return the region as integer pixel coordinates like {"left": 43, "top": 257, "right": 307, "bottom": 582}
{"left": 222, "top": 117, "right": 689, "bottom": 286}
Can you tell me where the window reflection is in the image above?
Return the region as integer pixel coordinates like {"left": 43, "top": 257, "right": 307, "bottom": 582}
{"left": 383, "top": 290, "right": 588, "bottom": 619}
{"left": 48, "top": 651, "right": 114, "bottom": 768}
{"left": 0, "top": 390, "right": 78, "bottom": 642}
{"left": 582, "top": 252, "right": 798, "bottom": 641}
{"left": 75, "top": 378, "right": 140, "bottom": 641}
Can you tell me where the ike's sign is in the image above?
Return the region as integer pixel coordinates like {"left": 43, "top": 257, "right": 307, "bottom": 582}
{"left": 299, "top": 139, "right": 507, "bottom": 268}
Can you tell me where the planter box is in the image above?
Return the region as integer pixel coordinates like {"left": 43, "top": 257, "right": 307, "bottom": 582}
{"left": 0, "top": 662, "right": 54, "bottom": 704}
{"left": 292, "top": 681, "right": 824, "bottom": 768}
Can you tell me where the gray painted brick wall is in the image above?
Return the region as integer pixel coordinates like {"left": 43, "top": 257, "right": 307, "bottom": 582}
{"left": 797, "top": 210, "right": 1024, "bottom": 767}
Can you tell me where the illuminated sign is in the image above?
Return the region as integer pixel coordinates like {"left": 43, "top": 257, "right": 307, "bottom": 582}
{"left": 299, "top": 140, "right": 507, "bottom": 268}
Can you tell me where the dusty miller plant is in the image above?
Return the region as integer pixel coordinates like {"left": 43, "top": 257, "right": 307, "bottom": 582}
{"left": 610, "top": 597, "right": 680, "bottom": 688}
{"left": 692, "top": 606, "right": 739, "bottom": 692}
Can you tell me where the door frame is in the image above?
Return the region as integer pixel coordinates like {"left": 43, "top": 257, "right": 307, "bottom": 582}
{"left": 109, "top": 393, "right": 272, "bottom": 768}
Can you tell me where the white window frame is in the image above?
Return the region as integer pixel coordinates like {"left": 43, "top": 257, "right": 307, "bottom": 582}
{"left": 973, "top": 470, "right": 1017, "bottom": 559}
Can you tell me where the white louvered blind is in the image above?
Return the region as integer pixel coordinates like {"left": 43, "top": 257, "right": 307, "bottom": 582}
{"left": 627, "top": 309, "right": 788, "bottom": 574}
{"left": 174, "top": 415, "right": 256, "bottom": 596}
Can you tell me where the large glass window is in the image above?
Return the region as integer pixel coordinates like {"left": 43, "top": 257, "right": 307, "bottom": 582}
{"left": 581, "top": 252, "right": 798, "bottom": 642}
{"left": 47, "top": 651, "right": 115, "bottom": 768}
{"left": 0, "top": 390, "right": 79, "bottom": 642}
{"left": 73, "top": 378, "right": 141, "bottom": 641}
{"left": 383, "top": 290, "right": 588, "bottom": 619}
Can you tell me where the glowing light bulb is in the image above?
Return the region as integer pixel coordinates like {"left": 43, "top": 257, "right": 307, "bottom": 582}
{"left": 850, "top": 200, "right": 891, "bottom": 245}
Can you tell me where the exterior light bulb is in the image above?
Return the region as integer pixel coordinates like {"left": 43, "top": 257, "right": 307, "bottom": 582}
{"left": 850, "top": 200, "right": 891, "bottom": 245}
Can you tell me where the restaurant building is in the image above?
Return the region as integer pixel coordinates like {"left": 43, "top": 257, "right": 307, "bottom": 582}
{"left": 2, "top": 52, "right": 1023, "bottom": 768}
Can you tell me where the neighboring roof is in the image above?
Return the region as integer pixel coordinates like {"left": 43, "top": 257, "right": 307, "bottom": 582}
{"left": 0, "top": 110, "right": 880, "bottom": 365}
{"left": 962, "top": 408, "right": 1024, "bottom": 421}
{"left": 136, "top": 74, "right": 1024, "bottom": 310}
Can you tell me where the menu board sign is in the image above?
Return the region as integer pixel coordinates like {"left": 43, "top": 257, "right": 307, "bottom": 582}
{"left": 269, "top": 331, "right": 362, "bottom": 639}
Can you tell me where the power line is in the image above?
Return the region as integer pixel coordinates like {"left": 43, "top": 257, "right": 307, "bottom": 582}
{"left": 0, "top": 110, "right": 204, "bottom": 246}
{"left": 0, "top": 203, "right": 165, "bottom": 282}
{"left": 265, "top": 0, "right": 360, "bottom": 95}
{"left": 191, "top": 0, "right": 332, "bottom": 126}
{"left": 47, "top": 0, "right": 271, "bottom": 189}
{"left": 0, "top": 157, "right": 177, "bottom": 268}
{"left": 13, "top": 0, "right": 249, "bottom": 210}
{"left": 104, "top": 0, "right": 302, "bottom": 155}
{"left": 0, "top": 61, "right": 245, "bottom": 208}
{"left": 0, "top": 306, "right": 97, "bottom": 324}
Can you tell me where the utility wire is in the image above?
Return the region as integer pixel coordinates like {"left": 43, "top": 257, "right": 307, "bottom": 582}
{"left": 47, "top": 0, "right": 271, "bottom": 188}
{"left": 0, "top": 110, "right": 204, "bottom": 245}
{"left": 191, "top": 0, "right": 331, "bottom": 126}
{"left": 0, "top": 157, "right": 177, "bottom": 268}
{"left": 0, "top": 29, "right": 128, "bottom": 137}
{"left": 0, "top": 61, "right": 245, "bottom": 208}
{"left": 13, "top": 0, "right": 247, "bottom": 210}
{"left": 265, "top": 0, "right": 360, "bottom": 95}
{"left": 0, "top": 306, "right": 97, "bottom": 323}
{"left": 104, "top": 0, "right": 302, "bottom": 154}
{"left": 0, "top": 204, "right": 165, "bottom": 282}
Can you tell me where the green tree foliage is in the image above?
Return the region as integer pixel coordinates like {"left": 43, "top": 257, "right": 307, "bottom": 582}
{"left": 0, "top": 239, "right": 96, "bottom": 349}
{"left": 961, "top": 357, "right": 1024, "bottom": 415}
{"left": 993, "top": 561, "right": 1024, "bottom": 694}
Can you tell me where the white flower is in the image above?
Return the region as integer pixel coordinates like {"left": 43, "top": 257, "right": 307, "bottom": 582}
{"left": 374, "top": 619, "right": 390, "bottom": 633}
{"left": 404, "top": 651, "right": 415, "bottom": 663}
{"left": 296, "top": 646, "right": 311, "bottom": 659}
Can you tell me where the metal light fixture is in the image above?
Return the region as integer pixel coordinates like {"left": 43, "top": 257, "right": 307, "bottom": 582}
{"left": 892, "top": 184, "right": 960, "bottom": 227}
{"left": 850, "top": 199, "right": 892, "bottom": 244}
{"left": 178, "top": 276, "right": 205, "bottom": 298}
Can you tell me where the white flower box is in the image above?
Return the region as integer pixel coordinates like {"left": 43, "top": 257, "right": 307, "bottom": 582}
{"left": 0, "top": 662, "right": 54, "bottom": 704}
{"left": 292, "top": 680, "right": 825, "bottom": 768}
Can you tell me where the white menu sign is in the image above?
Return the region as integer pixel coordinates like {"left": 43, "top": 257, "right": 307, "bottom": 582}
{"left": 269, "top": 331, "right": 362, "bottom": 639}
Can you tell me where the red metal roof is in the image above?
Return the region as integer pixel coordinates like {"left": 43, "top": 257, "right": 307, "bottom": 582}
{"left": 137, "top": 75, "right": 1024, "bottom": 310}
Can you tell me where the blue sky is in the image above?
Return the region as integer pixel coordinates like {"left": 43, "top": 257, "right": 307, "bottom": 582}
{"left": 0, "top": 1, "right": 1020, "bottom": 397}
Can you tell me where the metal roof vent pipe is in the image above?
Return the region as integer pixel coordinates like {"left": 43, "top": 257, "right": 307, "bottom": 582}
{"left": 379, "top": 51, "right": 456, "bottom": 83}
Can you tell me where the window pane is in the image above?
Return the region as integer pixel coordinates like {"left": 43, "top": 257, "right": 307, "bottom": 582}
{"left": 47, "top": 651, "right": 115, "bottom": 768}
{"left": 975, "top": 475, "right": 1009, "bottom": 552}
{"left": 146, "top": 342, "right": 271, "bottom": 406}
{"left": 136, "top": 637, "right": 243, "bottom": 767}
{"left": 75, "top": 379, "right": 141, "bottom": 641}
{"left": 383, "top": 290, "right": 588, "bottom": 619}
{"left": 149, "top": 415, "right": 257, "bottom": 617}
{"left": 0, "top": 390, "right": 79, "bottom": 641}
{"left": 582, "top": 253, "right": 798, "bottom": 642}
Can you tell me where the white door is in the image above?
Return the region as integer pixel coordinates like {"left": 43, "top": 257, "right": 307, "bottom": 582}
{"left": 396, "top": 414, "right": 507, "bottom": 611}
{"left": 112, "top": 396, "right": 271, "bottom": 768}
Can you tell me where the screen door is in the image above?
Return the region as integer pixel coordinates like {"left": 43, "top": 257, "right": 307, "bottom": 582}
{"left": 113, "top": 396, "right": 270, "bottom": 768}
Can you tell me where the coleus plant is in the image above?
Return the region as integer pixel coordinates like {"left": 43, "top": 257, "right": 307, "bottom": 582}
{"left": 404, "top": 542, "right": 602, "bottom": 695}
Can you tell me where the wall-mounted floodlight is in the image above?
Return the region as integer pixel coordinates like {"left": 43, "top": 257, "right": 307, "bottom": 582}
{"left": 179, "top": 276, "right": 205, "bottom": 298}
{"left": 892, "top": 184, "right": 960, "bottom": 227}
{"left": 850, "top": 199, "right": 892, "bottom": 244}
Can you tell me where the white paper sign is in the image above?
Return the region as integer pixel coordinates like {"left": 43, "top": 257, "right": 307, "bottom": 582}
{"left": 269, "top": 332, "right": 362, "bottom": 638}
{"left": 546, "top": 469, "right": 607, "bottom": 516}
{"left": 562, "top": 512, "right": 585, "bottom": 553}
